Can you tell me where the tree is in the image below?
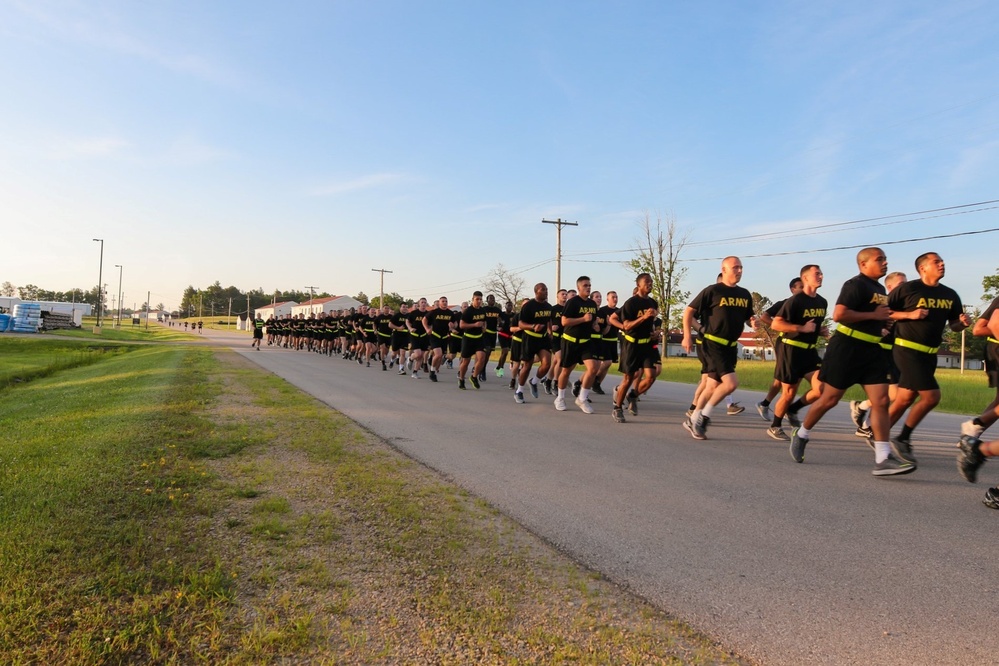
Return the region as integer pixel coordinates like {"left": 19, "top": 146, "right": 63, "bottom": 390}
{"left": 482, "top": 263, "right": 524, "bottom": 307}
{"left": 983, "top": 268, "right": 999, "bottom": 302}
{"left": 626, "top": 211, "right": 690, "bottom": 333}
{"left": 0, "top": 281, "right": 14, "bottom": 297}
{"left": 752, "top": 291, "right": 777, "bottom": 354}
{"left": 17, "top": 284, "right": 39, "bottom": 300}
{"left": 370, "top": 292, "right": 407, "bottom": 309}
{"left": 354, "top": 291, "right": 369, "bottom": 305}
{"left": 156, "top": 302, "right": 165, "bottom": 311}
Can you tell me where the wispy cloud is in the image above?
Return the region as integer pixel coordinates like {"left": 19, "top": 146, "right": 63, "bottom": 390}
{"left": 47, "top": 135, "right": 129, "bottom": 160}
{"left": 309, "top": 173, "right": 406, "bottom": 197}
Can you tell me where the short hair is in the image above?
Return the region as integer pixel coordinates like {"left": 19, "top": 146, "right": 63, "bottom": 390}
{"left": 885, "top": 271, "right": 907, "bottom": 287}
{"left": 789, "top": 277, "right": 803, "bottom": 289}
{"left": 636, "top": 272, "right": 652, "bottom": 284}
{"left": 799, "top": 265, "right": 819, "bottom": 278}
{"left": 856, "top": 247, "right": 883, "bottom": 267}
{"left": 472, "top": 290, "right": 483, "bottom": 298}
{"left": 576, "top": 275, "right": 591, "bottom": 286}
{"left": 607, "top": 290, "right": 617, "bottom": 297}
{"left": 915, "top": 252, "right": 939, "bottom": 271}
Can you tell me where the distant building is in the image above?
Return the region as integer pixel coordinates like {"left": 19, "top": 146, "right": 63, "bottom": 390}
{"left": 290, "top": 295, "right": 364, "bottom": 317}
{"left": 253, "top": 301, "right": 298, "bottom": 321}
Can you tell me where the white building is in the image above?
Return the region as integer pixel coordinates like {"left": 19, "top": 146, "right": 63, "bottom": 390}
{"left": 290, "top": 295, "right": 364, "bottom": 317}
{"left": 253, "top": 301, "right": 298, "bottom": 321}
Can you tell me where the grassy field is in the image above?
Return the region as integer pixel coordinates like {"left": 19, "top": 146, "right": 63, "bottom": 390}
{"left": 0, "top": 338, "right": 134, "bottom": 388}
{"left": 0, "top": 338, "right": 747, "bottom": 664}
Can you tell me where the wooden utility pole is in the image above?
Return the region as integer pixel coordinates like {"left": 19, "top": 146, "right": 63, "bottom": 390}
{"left": 371, "top": 268, "right": 393, "bottom": 307}
{"left": 304, "top": 286, "right": 317, "bottom": 315}
{"left": 541, "top": 218, "right": 578, "bottom": 293}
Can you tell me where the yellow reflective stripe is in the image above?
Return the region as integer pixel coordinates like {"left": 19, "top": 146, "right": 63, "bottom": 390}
{"left": 781, "top": 338, "right": 815, "bottom": 350}
{"left": 894, "top": 338, "right": 939, "bottom": 354}
{"left": 989, "top": 337, "right": 999, "bottom": 344}
{"left": 703, "top": 333, "right": 738, "bottom": 347}
{"left": 485, "top": 328, "right": 496, "bottom": 334}
{"left": 523, "top": 329, "right": 543, "bottom": 338}
{"left": 463, "top": 332, "right": 482, "bottom": 339}
{"left": 836, "top": 324, "right": 883, "bottom": 345}
{"left": 623, "top": 334, "right": 651, "bottom": 344}
{"left": 562, "top": 334, "right": 590, "bottom": 344}
{"left": 431, "top": 331, "right": 444, "bottom": 338}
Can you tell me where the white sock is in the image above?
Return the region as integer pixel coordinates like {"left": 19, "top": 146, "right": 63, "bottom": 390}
{"left": 701, "top": 404, "right": 714, "bottom": 418}
{"left": 875, "top": 441, "right": 890, "bottom": 463}
{"left": 860, "top": 399, "right": 871, "bottom": 410}
{"left": 725, "top": 395, "right": 733, "bottom": 406}
{"left": 518, "top": 384, "right": 526, "bottom": 394}
{"left": 557, "top": 388, "right": 566, "bottom": 399}
{"left": 579, "top": 387, "right": 590, "bottom": 401}
{"left": 530, "top": 376, "right": 538, "bottom": 385}
{"left": 797, "top": 426, "right": 811, "bottom": 439}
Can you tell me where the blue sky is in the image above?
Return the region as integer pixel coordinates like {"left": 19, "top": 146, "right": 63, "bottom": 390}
{"left": 2, "top": 1, "right": 997, "bottom": 312}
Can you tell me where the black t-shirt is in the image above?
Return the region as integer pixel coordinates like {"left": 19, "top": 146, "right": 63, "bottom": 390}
{"left": 765, "top": 298, "right": 786, "bottom": 319}
{"left": 482, "top": 305, "right": 501, "bottom": 333}
{"left": 562, "top": 295, "right": 599, "bottom": 341}
{"left": 519, "top": 299, "right": 552, "bottom": 335}
{"left": 596, "top": 305, "right": 619, "bottom": 338}
{"left": 550, "top": 303, "right": 565, "bottom": 335}
{"left": 776, "top": 292, "right": 828, "bottom": 346}
{"left": 979, "top": 297, "right": 998, "bottom": 326}
{"left": 407, "top": 308, "right": 428, "bottom": 334}
{"left": 462, "top": 305, "right": 487, "bottom": 336}
{"left": 889, "top": 280, "right": 964, "bottom": 348}
{"left": 375, "top": 313, "right": 392, "bottom": 335}
{"left": 687, "top": 283, "right": 753, "bottom": 342}
{"left": 424, "top": 307, "right": 453, "bottom": 337}
{"left": 449, "top": 310, "right": 462, "bottom": 337}
{"left": 834, "top": 274, "right": 888, "bottom": 339}
{"left": 620, "top": 295, "right": 658, "bottom": 340}
{"left": 498, "top": 310, "right": 513, "bottom": 334}
{"left": 390, "top": 311, "right": 407, "bottom": 331}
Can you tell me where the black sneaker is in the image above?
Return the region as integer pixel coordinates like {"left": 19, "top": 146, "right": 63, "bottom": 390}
{"left": 957, "top": 435, "right": 985, "bottom": 483}
{"left": 627, "top": 390, "right": 638, "bottom": 416}
{"left": 458, "top": 378, "right": 466, "bottom": 390}
{"left": 514, "top": 391, "right": 525, "bottom": 404}
{"left": 572, "top": 379, "right": 581, "bottom": 398}
{"left": 429, "top": 371, "right": 438, "bottom": 383}
{"left": 786, "top": 410, "right": 801, "bottom": 428}
{"left": 789, "top": 428, "right": 807, "bottom": 463}
{"left": 890, "top": 436, "right": 917, "bottom": 465}
{"left": 612, "top": 406, "right": 626, "bottom": 423}
{"left": 692, "top": 415, "right": 709, "bottom": 440}
{"left": 530, "top": 381, "right": 539, "bottom": 399}
{"left": 446, "top": 359, "right": 453, "bottom": 369}
{"left": 592, "top": 381, "right": 605, "bottom": 395}
{"left": 873, "top": 455, "right": 916, "bottom": 477}
{"left": 478, "top": 372, "right": 486, "bottom": 383}
{"left": 508, "top": 378, "right": 516, "bottom": 390}
{"left": 470, "top": 376, "right": 480, "bottom": 390}
{"left": 382, "top": 361, "right": 387, "bottom": 371}
{"left": 543, "top": 378, "right": 553, "bottom": 395}
{"left": 855, "top": 425, "right": 873, "bottom": 438}
{"left": 983, "top": 487, "right": 999, "bottom": 510}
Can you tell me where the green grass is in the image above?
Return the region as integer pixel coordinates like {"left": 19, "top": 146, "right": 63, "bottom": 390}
{"left": 58, "top": 317, "right": 196, "bottom": 342}
{"left": 0, "top": 337, "right": 132, "bottom": 388}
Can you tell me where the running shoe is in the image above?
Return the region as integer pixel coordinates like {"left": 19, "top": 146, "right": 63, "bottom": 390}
{"left": 756, "top": 401, "right": 772, "bottom": 422}
{"left": 398, "top": 368, "right": 407, "bottom": 376}
{"left": 692, "top": 415, "right": 709, "bottom": 440}
{"left": 612, "top": 406, "right": 626, "bottom": 423}
{"left": 682, "top": 416, "right": 695, "bottom": 437}
{"left": 890, "top": 436, "right": 917, "bottom": 465}
{"left": 458, "top": 378, "right": 466, "bottom": 390}
{"left": 767, "top": 427, "right": 790, "bottom": 441}
{"left": 572, "top": 379, "right": 581, "bottom": 398}
{"left": 627, "top": 390, "right": 638, "bottom": 416}
{"left": 496, "top": 366, "right": 504, "bottom": 378}
{"left": 382, "top": 361, "right": 387, "bottom": 371}
{"left": 872, "top": 455, "right": 916, "bottom": 477}
{"left": 514, "top": 391, "right": 525, "bottom": 404}
{"left": 478, "top": 372, "right": 486, "bottom": 383}
{"left": 727, "top": 402, "right": 745, "bottom": 415}
{"left": 962, "top": 420, "right": 985, "bottom": 439}
{"left": 575, "top": 396, "right": 594, "bottom": 414}
{"left": 429, "top": 371, "right": 438, "bottom": 383}
{"left": 983, "top": 486, "right": 999, "bottom": 510}
{"left": 957, "top": 435, "right": 985, "bottom": 483}
{"left": 685, "top": 408, "right": 694, "bottom": 419}
{"left": 446, "top": 359, "right": 453, "bottom": 369}
{"left": 508, "top": 378, "right": 516, "bottom": 390}
{"left": 554, "top": 396, "right": 567, "bottom": 411}
{"left": 786, "top": 410, "right": 801, "bottom": 428}
{"left": 592, "top": 381, "right": 605, "bottom": 395}
{"left": 530, "top": 381, "right": 539, "bottom": 399}
{"left": 855, "top": 425, "right": 873, "bottom": 438}
{"left": 543, "top": 378, "right": 553, "bottom": 395}
{"left": 470, "top": 376, "right": 480, "bottom": 390}
{"left": 789, "top": 428, "right": 807, "bottom": 463}
{"left": 849, "top": 400, "right": 868, "bottom": 430}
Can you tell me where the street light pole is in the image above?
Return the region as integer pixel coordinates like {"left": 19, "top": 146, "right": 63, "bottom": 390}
{"left": 93, "top": 238, "right": 104, "bottom": 329}
{"left": 541, "top": 218, "right": 578, "bottom": 293}
{"left": 115, "top": 264, "right": 123, "bottom": 329}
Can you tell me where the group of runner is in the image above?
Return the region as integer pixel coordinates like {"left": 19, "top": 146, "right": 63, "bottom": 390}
{"left": 249, "top": 248, "right": 999, "bottom": 509}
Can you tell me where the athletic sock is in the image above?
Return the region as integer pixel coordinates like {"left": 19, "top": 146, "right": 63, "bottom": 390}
{"left": 701, "top": 404, "right": 714, "bottom": 418}
{"left": 875, "top": 441, "right": 891, "bottom": 463}
{"left": 771, "top": 416, "right": 783, "bottom": 428}
{"left": 859, "top": 399, "right": 872, "bottom": 410}
{"left": 899, "top": 424, "right": 914, "bottom": 441}
{"left": 530, "top": 376, "right": 538, "bottom": 386}
{"left": 557, "top": 388, "right": 566, "bottom": 399}
{"left": 760, "top": 398, "right": 771, "bottom": 407}
{"left": 518, "top": 384, "right": 526, "bottom": 394}
{"left": 688, "top": 403, "right": 696, "bottom": 411}
{"left": 579, "top": 387, "right": 590, "bottom": 401}
{"left": 789, "top": 398, "right": 805, "bottom": 414}
{"left": 797, "top": 426, "right": 811, "bottom": 439}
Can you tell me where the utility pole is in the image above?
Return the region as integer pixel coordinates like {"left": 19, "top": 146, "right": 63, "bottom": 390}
{"left": 228, "top": 297, "right": 232, "bottom": 330}
{"left": 371, "top": 268, "right": 393, "bottom": 308}
{"left": 541, "top": 218, "right": 578, "bottom": 293}
{"left": 145, "top": 290, "right": 150, "bottom": 330}
{"left": 304, "top": 286, "right": 317, "bottom": 315}
{"left": 92, "top": 238, "right": 104, "bottom": 330}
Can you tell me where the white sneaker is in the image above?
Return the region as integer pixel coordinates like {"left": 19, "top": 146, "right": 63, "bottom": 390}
{"left": 554, "top": 396, "right": 567, "bottom": 411}
{"left": 575, "top": 397, "right": 594, "bottom": 414}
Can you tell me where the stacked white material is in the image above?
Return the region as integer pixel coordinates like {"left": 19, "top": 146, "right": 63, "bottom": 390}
{"left": 12, "top": 303, "right": 41, "bottom": 333}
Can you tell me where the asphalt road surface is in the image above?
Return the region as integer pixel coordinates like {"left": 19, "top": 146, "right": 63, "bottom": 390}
{"left": 199, "top": 327, "right": 998, "bottom": 665}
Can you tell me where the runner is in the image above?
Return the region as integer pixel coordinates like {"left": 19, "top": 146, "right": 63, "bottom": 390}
{"left": 545, "top": 289, "right": 568, "bottom": 395}
{"left": 596, "top": 290, "right": 622, "bottom": 398}
{"left": 787, "top": 248, "right": 912, "bottom": 476}
{"left": 423, "top": 297, "right": 454, "bottom": 383}
{"left": 406, "top": 298, "right": 431, "bottom": 378}
{"left": 610, "top": 274, "right": 659, "bottom": 423}
{"left": 765, "top": 265, "right": 828, "bottom": 441}
{"left": 756, "top": 277, "right": 805, "bottom": 420}
{"left": 886, "top": 252, "right": 971, "bottom": 464}
{"left": 457, "top": 291, "right": 488, "bottom": 390}
{"left": 495, "top": 300, "right": 514, "bottom": 378}
{"left": 958, "top": 295, "right": 999, "bottom": 442}
{"left": 480, "top": 294, "right": 502, "bottom": 383}
{"left": 681, "top": 257, "right": 754, "bottom": 439}
{"left": 556, "top": 276, "right": 601, "bottom": 414}
{"left": 515, "top": 285, "right": 553, "bottom": 404}
{"left": 389, "top": 302, "right": 411, "bottom": 371}
{"left": 251, "top": 313, "right": 264, "bottom": 349}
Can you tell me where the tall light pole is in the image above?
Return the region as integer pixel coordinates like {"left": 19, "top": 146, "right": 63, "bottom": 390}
{"left": 93, "top": 238, "right": 104, "bottom": 329}
{"left": 371, "top": 268, "right": 393, "bottom": 307}
{"left": 115, "top": 264, "right": 123, "bottom": 329}
{"left": 541, "top": 218, "right": 578, "bottom": 293}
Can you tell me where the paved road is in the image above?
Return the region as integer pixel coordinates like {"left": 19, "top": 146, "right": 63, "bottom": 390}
{"left": 193, "top": 326, "right": 998, "bottom": 665}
